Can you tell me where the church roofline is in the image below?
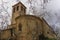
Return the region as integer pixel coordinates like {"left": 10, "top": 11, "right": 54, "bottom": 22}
{"left": 15, "top": 15, "right": 43, "bottom": 22}
{"left": 42, "top": 17, "right": 57, "bottom": 35}
{"left": 12, "top": 1, "right": 26, "bottom": 9}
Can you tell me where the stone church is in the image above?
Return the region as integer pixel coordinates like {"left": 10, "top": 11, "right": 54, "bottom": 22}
{"left": 0, "top": 2, "right": 57, "bottom": 40}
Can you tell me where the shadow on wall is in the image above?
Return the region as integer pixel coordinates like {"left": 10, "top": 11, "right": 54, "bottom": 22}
{"left": 39, "top": 34, "right": 57, "bottom": 40}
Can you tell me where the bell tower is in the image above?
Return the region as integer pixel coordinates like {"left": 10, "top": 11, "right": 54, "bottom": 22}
{"left": 11, "top": 2, "right": 26, "bottom": 24}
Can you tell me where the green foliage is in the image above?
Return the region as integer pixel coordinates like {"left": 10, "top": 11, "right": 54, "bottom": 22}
{"left": 43, "top": 37, "right": 57, "bottom": 40}
{"left": 45, "top": 38, "right": 57, "bottom": 40}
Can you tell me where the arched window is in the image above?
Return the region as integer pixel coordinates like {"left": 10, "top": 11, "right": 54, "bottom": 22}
{"left": 47, "top": 32, "right": 49, "bottom": 34}
{"left": 21, "top": 6, "right": 24, "bottom": 11}
{"left": 18, "top": 23, "right": 22, "bottom": 31}
{"left": 13, "top": 7, "right": 15, "bottom": 13}
{"left": 17, "top": 6, "right": 19, "bottom": 11}
{"left": 24, "top": 8, "right": 26, "bottom": 13}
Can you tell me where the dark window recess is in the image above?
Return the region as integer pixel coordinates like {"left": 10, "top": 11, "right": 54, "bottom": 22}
{"left": 39, "top": 34, "right": 46, "bottom": 40}
{"left": 19, "top": 23, "right": 22, "bottom": 31}
{"left": 10, "top": 29, "right": 13, "bottom": 36}
{"left": 47, "top": 32, "right": 49, "bottom": 34}
{"left": 21, "top": 6, "right": 23, "bottom": 11}
{"left": 9, "top": 38, "right": 13, "bottom": 40}
{"left": 24, "top": 9, "right": 26, "bottom": 13}
{"left": 13, "top": 8, "right": 15, "bottom": 13}
{"left": 17, "top": 6, "right": 19, "bottom": 11}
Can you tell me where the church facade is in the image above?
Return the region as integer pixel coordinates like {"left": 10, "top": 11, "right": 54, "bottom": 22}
{"left": 0, "top": 2, "right": 57, "bottom": 40}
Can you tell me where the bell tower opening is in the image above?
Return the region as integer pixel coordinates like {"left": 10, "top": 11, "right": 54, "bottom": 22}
{"left": 11, "top": 2, "right": 26, "bottom": 24}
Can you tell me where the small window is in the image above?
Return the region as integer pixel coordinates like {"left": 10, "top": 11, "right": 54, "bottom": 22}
{"left": 19, "top": 23, "right": 22, "bottom": 31}
{"left": 13, "top": 7, "right": 15, "bottom": 13}
{"left": 21, "top": 6, "right": 23, "bottom": 11}
{"left": 47, "top": 32, "right": 49, "bottom": 34}
{"left": 17, "top": 6, "right": 19, "bottom": 11}
{"left": 24, "top": 9, "right": 26, "bottom": 13}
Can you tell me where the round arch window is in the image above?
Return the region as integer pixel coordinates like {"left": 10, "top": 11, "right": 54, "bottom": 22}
{"left": 18, "top": 23, "right": 22, "bottom": 31}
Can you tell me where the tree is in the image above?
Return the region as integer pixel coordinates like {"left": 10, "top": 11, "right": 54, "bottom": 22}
{"left": 26, "top": 0, "right": 52, "bottom": 17}
{"left": 0, "top": 0, "right": 10, "bottom": 29}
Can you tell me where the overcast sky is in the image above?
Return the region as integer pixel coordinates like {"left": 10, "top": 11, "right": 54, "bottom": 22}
{"left": 0, "top": 0, "right": 60, "bottom": 31}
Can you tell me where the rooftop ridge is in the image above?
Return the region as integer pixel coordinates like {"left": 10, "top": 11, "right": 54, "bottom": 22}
{"left": 12, "top": 1, "right": 26, "bottom": 8}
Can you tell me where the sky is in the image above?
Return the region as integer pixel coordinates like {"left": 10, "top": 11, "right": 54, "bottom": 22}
{"left": 0, "top": 0, "right": 60, "bottom": 32}
{"left": 45, "top": 0, "right": 60, "bottom": 27}
{"left": 43, "top": 0, "right": 60, "bottom": 33}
